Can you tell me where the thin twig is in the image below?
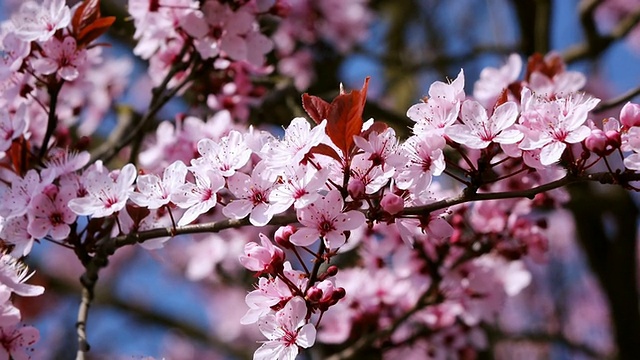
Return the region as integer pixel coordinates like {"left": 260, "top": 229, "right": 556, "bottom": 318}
{"left": 594, "top": 85, "right": 640, "bottom": 113}
{"left": 88, "top": 44, "right": 195, "bottom": 165}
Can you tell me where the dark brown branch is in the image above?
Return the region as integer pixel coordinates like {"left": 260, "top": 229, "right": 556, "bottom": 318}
{"left": 89, "top": 44, "right": 196, "bottom": 165}
{"left": 564, "top": 1, "right": 640, "bottom": 63}
{"left": 594, "top": 85, "right": 640, "bottom": 113}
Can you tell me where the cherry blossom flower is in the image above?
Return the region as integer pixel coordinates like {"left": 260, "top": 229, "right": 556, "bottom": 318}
{"left": 31, "top": 36, "right": 88, "bottom": 81}
{"left": 0, "top": 33, "right": 30, "bottom": 80}
{"left": 290, "top": 190, "right": 366, "bottom": 249}
{"left": 269, "top": 165, "right": 329, "bottom": 213}
{"left": 130, "top": 160, "right": 187, "bottom": 209}
{"left": 518, "top": 88, "right": 600, "bottom": 165}
{"left": 353, "top": 127, "right": 405, "bottom": 171}
{"left": 0, "top": 215, "right": 33, "bottom": 258}
{"left": 68, "top": 163, "right": 137, "bottom": 218}
{"left": 473, "top": 53, "right": 522, "bottom": 108}
{"left": 0, "top": 288, "right": 20, "bottom": 327}
{"left": 395, "top": 134, "right": 446, "bottom": 194}
{"left": 171, "top": 166, "right": 225, "bottom": 226}
{"left": 0, "top": 254, "right": 44, "bottom": 297}
{"left": 0, "top": 324, "right": 39, "bottom": 360}
{"left": 1, "top": 170, "right": 48, "bottom": 218}
{"left": 446, "top": 100, "right": 522, "bottom": 149}
{"left": 180, "top": 2, "right": 273, "bottom": 66}
{"left": 11, "top": 0, "right": 70, "bottom": 42}
{"left": 261, "top": 117, "right": 328, "bottom": 174}
{"left": 407, "top": 69, "right": 465, "bottom": 136}
{"left": 223, "top": 163, "right": 277, "bottom": 226}
{"left": 254, "top": 296, "right": 316, "bottom": 360}
{"left": 238, "top": 233, "right": 284, "bottom": 274}
{"left": 0, "top": 105, "right": 27, "bottom": 153}
{"left": 41, "top": 149, "right": 90, "bottom": 180}
{"left": 27, "top": 185, "right": 76, "bottom": 241}
{"left": 193, "top": 130, "right": 251, "bottom": 177}
{"left": 241, "top": 262, "right": 308, "bottom": 324}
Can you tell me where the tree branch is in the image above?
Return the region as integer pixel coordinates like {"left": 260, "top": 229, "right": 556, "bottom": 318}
{"left": 594, "top": 85, "right": 640, "bottom": 113}
{"left": 88, "top": 44, "right": 196, "bottom": 165}
{"left": 564, "top": 1, "right": 640, "bottom": 63}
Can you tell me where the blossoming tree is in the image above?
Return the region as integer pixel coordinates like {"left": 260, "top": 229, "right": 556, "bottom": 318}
{"left": 1, "top": 0, "right": 640, "bottom": 359}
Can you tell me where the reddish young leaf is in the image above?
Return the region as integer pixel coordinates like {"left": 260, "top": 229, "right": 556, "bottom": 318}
{"left": 77, "top": 16, "right": 116, "bottom": 47}
{"left": 525, "top": 53, "right": 564, "bottom": 82}
{"left": 360, "top": 121, "right": 389, "bottom": 140}
{"left": 308, "top": 143, "right": 342, "bottom": 162}
{"left": 302, "top": 93, "right": 331, "bottom": 125}
{"left": 72, "top": 0, "right": 101, "bottom": 37}
{"left": 493, "top": 88, "right": 509, "bottom": 111}
{"left": 325, "top": 77, "right": 370, "bottom": 156}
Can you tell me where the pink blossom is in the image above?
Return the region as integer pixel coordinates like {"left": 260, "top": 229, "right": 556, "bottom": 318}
{"left": 0, "top": 254, "right": 44, "bottom": 297}
{"left": 518, "top": 89, "right": 600, "bottom": 165}
{"left": 171, "top": 166, "right": 225, "bottom": 226}
{"left": 130, "top": 160, "right": 187, "bottom": 209}
{"left": 353, "top": 127, "right": 405, "bottom": 170}
{"left": 27, "top": 185, "right": 76, "bottom": 241}
{"left": 254, "top": 296, "right": 316, "bottom": 360}
{"left": 1, "top": 170, "right": 48, "bottom": 218}
{"left": 0, "top": 324, "right": 39, "bottom": 360}
{"left": 395, "top": 134, "right": 446, "bottom": 194}
{"left": 407, "top": 69, "right": 465, "bottom": 136}
{"left": 67, "top": 163, "right": 137, "bottom": 218}
{"left": 620, "top": 102, "right": 640, "bottom": 128}
{"left": 0, "top": 289, "right": 20, "bottom": 327}
{"left": 0, "top": 215, "right": 33, "bottom": 258}
{"left": 223, "top": 163, "right": 277, "bottom": 226}
{"left": 261, "top": 117, "right": 328, "bottom": 174}
{"left": 269, "top": 165, "right": 329, "bottom": 213}
{"left": 445, "top": 100, "right": 522, "bottom": 149}
{"left": 380, "top": 192, "right": 404, "bottom": 215}
{"left": 31, "top": 36, "right": 87, "bottom": 81}
{"left": 241, "top": 262, "right": 308, "bottom": 324}
{"left": 238, "top": 233, "right": 284, "bottom": 274}
{"left": 290, "top": 190, "right": 366, "bottom": 249}
{"left": 11, "top": 0, "right": 70, "bottom": 42}
{"left": 0, "top": 105, "right": 27, "bottom": 153}
{"left": 473, "top": 53, "right": 522, "bottom": 108}
{"left": 0, "top": 33, "right": 30, "bottom": 80}
{"left": 193, "top": 130, "right": 251, "bottom": 177}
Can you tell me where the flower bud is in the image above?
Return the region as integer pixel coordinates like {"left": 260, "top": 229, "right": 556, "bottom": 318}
{"left": 380, "top": 193, "right": 404, "bottom": 215}
{"left": 306, "top": 287, "right": 323, "bottom": 302}
{"left": 275, "top": 225, "right": 296, "bottom": 249}
{"left": 347, "top": 179, "right": 366, "bottom": 199}
{"left": 620, "top": 102, "right": 640, "bottom": 128}
{"left": 605, "top": 129, "right": 621, "bottom": 149}
{"left": 584, "top": 129, "right": 607, "bottom": 155}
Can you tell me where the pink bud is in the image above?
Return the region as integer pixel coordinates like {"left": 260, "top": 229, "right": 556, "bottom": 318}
{"left": 347, "top": 179, "right": 366, "bottom": 199}
{"left": 584, "top": 129, "right": 607, "bottom": 155}
{"left": 306, "top": 287, "right": 323, "bottom": 302}
{"left": 605, "top": 129, "right": 621, "bottom": 148}
{"left": 275, "top": 225, "right": 296, "bottom": 249}
{"left": 380, "top": 193, "right": 404, "bottom": 215}
{"left": 620, "top": 102, "right": 640, "bottom": 128}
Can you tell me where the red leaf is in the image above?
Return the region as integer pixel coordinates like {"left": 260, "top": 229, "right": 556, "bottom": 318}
{"left": 72, "top": 0, "right": 101, "bottom": 37}
{"left": 325, "top": 77, "right": 370, "bottom": 156}
{"left": 360, "top": 121, "right": 388, "bottom": 140}
{"left": 493, "top": 88, "right": 509, "bottom": 111}
{"left": 308, "top": 143, "right": 342, "bottom": 162}
{"left": 77, "top": 16, "right": 116, "bottom": 47}
{"left": 302, "top": 93, "right": 331, "bottom": 125}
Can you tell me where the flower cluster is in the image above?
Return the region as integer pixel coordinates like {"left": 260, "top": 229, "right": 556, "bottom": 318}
{"left": 3, "top": 2, "right": 640, "bottom": 358}
{"left": 0, "top": 253, "right": 43, "bottom": 358}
